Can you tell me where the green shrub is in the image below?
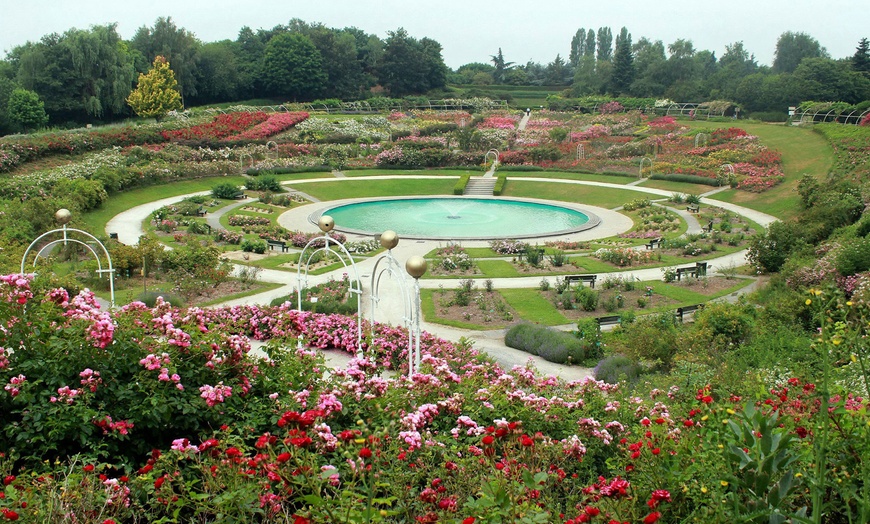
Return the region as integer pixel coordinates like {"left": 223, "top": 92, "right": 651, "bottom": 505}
{"left": 135, "top": 291, "right": 187, "bottom": 308}
{"left": 493, "top": 173, "right": 507, "bottom": 195}
{"left": 611, "top": 312, "right": 680, "bottom": 370}
{"left": 574, "top": 286, "right": 599, "bottom": 311}
{"left": 212, "top": 182, "right": 243, "bottom": 199}
{"left": 835, "top": 237, "right": 870, "bottom": 276}
{"left": 504, "top": 323, "right": 589, "bottom": 365}
{"left": 594, "top": 354, "right": 645, "bottom": 385}
{"left": 453, "top": 174, "right": 471, "bottom": 195}
{"left": 245, "top": 175, "right": 282, "bottom": 192}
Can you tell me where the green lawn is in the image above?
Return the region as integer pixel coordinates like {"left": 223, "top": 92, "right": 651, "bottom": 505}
{"left": 503, "top": 171, "right": 636, "bottom": 185}
{"left": 501, "top": 180, "right": 647, "bottom": 209}
{"left": 498, "top": 288, "right": 570, "bottom": 325}
{"left": 288, "top": 178, "right": 458, "bottom": 201}
{"left": 684, "top": 121, "right": 833, "bottom": 220}
{"left": 82, "top": 177, "right": 248, "bottom": 234}
{"left": 343, "top": 168, "right": 479, "bottom": 177}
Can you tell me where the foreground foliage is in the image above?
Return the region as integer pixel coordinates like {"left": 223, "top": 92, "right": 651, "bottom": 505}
{"left": 1, "top": 273, "right": 869, "bottom": 523}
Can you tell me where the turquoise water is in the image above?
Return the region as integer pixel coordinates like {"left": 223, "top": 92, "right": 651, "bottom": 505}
{"left": 322, "top": 198, "right": 593, "bottom": 239}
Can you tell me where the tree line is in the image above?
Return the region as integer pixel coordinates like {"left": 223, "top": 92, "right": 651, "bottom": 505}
{"left": 455, "top": 30, "right": 870, "bottom": 118}
{"left": 0, "top": 17, "right": 448, "bottom": 132}
{"left": 0, "top": 17, "right": 868, "bottom": 133}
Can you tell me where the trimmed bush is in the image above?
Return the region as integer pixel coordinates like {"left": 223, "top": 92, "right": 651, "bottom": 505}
{"left": 594, "top": 354, "right": 645, "bottom": 384}
{"left": 453, "top": 174, "right": 471, "bottom": 195}
{"left": 493, "top": 173, "right": 507, "bottom": 195}
{"left": 135, "top": 291, "right": 187, "bottom": 308}
{"left": 504, "top": 323, "right": 588, "bottom": 365}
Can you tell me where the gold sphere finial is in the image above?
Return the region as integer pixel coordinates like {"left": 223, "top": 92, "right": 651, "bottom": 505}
{"left": 55, "top": 208, "right": 72, "bottom": 225}
{"left": 380, "top": 230, "right": 399, "bottom": 250}
{"left": 318, "top": 215, "right": 335, "bottom": 233}
{"left": 406, "top": 256, "right": 427, "bottom": 279}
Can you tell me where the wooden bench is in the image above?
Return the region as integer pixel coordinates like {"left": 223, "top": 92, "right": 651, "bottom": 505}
{"left": 644, "top": 237, "right": 663, "bottom": 250}
{"left": 687, "top": 204, "right": 700, "bottom": 213}
{"left": 676, "top": 303, "right": 705, "bottom": 322}
{"left": 564, "top": 274, "right": 597, "bottom": 289}
{"left": 267, "top": 239, "right": 289, "bottom": 252}
{"left": 595, "top": 315, "right": 622, "bottom": 331}
{"left": 232, "top": 191, "right": 246, "bottom": 200}
{"left": 196, "top": 207, "right": 207, "bottom": 217}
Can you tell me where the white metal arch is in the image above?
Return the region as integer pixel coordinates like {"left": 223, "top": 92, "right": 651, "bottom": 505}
{"left": 296, "top": 235, "right": 363, "bottom": 354}
{"left": 21, "top": 226, "right": 116, "bottom": 307}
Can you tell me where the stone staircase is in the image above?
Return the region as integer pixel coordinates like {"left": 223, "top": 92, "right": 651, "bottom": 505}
{"left": 463, "top": 177, "right": 496, "bottom": 196}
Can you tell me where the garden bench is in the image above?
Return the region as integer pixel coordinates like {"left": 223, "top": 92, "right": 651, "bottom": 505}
{"left": 687, "top": 204, "right": 700, "bottom": 213}
{"left": 675, "top": 303, "right": 705, "bottom": 322}
{"left": 196, "top": 207, "right": 207, "bottom": 217}
{"left": 695, "top": 261, "right": 708, "bottom": 277}
{"left": 595, "top": 315, "right": 622, "bottom": 331}
{"left": 644, "top": 237, "right": 663, "bottom": 250}
{"left": 564, "top": 274, "right": 597, "bottom": 289}
{"left": 674, "top": 266, "right": 697, "bottom": 281}
{"left": 232, "top": 191, "right": 246, "bottom": 200}
{"left": 267, "top": 240, "right": 289, "bottom": 252}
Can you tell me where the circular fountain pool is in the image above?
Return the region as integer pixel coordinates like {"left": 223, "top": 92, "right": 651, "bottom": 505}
{"left": 314, "top": 197, "right": 600, "bottom": 240}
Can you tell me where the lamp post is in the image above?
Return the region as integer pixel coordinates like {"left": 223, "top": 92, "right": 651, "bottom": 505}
{"left": 405, "top": 255, "right": 427, "bottom": 376}
{"left": 370, "top": 230, "right": 414, "bottom": 375}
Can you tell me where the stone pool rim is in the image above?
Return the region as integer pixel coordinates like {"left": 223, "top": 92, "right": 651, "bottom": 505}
{"left": 309, "top": 195, "right": 603, "bottom": 241}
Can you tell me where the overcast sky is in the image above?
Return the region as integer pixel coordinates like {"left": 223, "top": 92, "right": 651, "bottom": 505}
{"left": 1, "top": 0, "right": 867, "bottom": 69}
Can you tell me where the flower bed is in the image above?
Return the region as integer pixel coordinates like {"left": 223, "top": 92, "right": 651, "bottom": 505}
{"left": 162, "top": 112, "right": 270, "bottom": 141}
{"left": 1, "top": 275, "right": 870, "bottom": 522}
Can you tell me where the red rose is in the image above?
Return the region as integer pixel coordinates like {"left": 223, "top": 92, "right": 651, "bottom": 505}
{"left": 359, "top": 447, "right": 372, "bottom": 459}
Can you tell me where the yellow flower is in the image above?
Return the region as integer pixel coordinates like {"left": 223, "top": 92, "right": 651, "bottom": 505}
{"left": 847, "top": 301, "right": 853, "bottom": 306}
{"left": 852, "top": 354, "right": 858, "bottom": 363}
{"left": 726, "top": 408, "right": 736, "bottom": 415}
{"left": 721, "top": 480, "right": 729, "bottom": 487}
{"left": 701, "top": 486, "right": 708, "bottom": 493}
{"left": 718, "top": 444, "right": 724, "bottom": 449}
{"left": 832, "top": 338, "right": 842, "bottom": 346}
{"left": 354, "top": 438, "right": 366, "bottom": 444}
{"left": 805, "top": 299, "right": 812, "bottom": 305}
{"left": 701, "top": 415, "right": 709, "bottom": 421}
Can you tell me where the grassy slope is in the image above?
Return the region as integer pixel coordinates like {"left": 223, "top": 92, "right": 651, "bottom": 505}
{"left": 682, "top": 121, "right": 834, "bottom": 220}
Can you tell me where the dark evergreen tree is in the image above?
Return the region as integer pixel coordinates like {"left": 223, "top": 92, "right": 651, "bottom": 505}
{"left": 853, "top": 37, "right": 870, "bottom": 75}
{"left": 610, "top": 27, "right": 634, "bottom": 95}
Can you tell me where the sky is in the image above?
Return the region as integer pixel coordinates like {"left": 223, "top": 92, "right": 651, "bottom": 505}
{"left": 0, "top": 0, "right": 867, "bottom": 70}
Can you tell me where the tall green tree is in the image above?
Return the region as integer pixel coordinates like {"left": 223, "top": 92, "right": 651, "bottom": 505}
{"left": 379, "top": 28, "right": 447, "bottom": 96}
{"left": 13, "top": 35, "right": 85, "bottom": 121}
{"left": 192, "top": 40, "right": 241, "bottom": 105}
{"left": 569, "top": 28, "right": 587, "bottom": 67}
{"left": 261, "top": 32, "right": 326, "bottom": 101}
{"left": 65, "top": 24, "right": 136, "bottom": 118}
{"left": 853, "top": 37, "right": 870, "bottom": 75}
{"left": 7, "top": 88, "right": 48, "bottom": 132}
{"left": 772, "top": 31, "right": 828, "bottom": 74}
{"left": 792, "top": 57, "right": 870, "bottom": 103}
{"left": 596, "top": 27, "right": 613, "bottom": 62}
{"left": 584, "top": 30, "right": 596, "bottom": 58}
{"left": 706, "top": 42, "right": 757, "bottom": 100}
{"left": 131, "top": 17, "right": 201, "bottom": 102}
{"left": 630, "top": 38, "right": 666, "bottom": 96}
{"left": 610, "top": 27, "right": 634, "bottom": 95}
{"left": 126, "top": 55, "right": 182, "bottom": 119}
{"left": 490, "top": 48, "right": 514, "bottom": 84}
{"left": 544, "top": 54, "right": 570, "bottom": 85}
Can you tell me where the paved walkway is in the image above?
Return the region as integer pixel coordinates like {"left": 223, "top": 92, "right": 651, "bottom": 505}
{"left": 104, "top": 176, "right": 777, "bottom": 379}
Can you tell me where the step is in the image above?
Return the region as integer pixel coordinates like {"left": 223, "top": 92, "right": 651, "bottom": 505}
{"left": 463, "top": 178, "right": 496, "bottom": 196}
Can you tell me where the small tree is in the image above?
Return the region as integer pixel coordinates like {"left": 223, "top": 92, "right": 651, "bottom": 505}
{"left": 126, "top": 55, "right": 183, "bottom": 120}
{"left": 7, "top": 88, "right": 48, "bottom": 132}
